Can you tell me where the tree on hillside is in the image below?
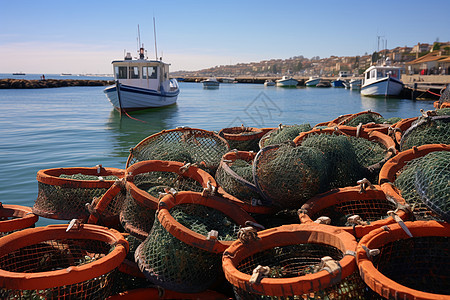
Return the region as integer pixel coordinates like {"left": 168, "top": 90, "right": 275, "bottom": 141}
{"left": 432, "top": 42, "right": 441, "bottom": 51}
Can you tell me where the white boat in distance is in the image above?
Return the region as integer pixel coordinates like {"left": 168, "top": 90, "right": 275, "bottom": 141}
{"left": 104, "top": 47, "right": 179, "bottom": 112}
{"left": 276, "top": 76, "right": 298, "bottom": 87}
{"left": 361, "top": 65, "right": 403, "bottom": 96}
{"left": 305, "top": 76, "right": 322, "bottom": 87}
{"left": 202, "top": 77, "right": 220, "bottom": 89}
{"left": 264, "top": 79, "right": 276, "bottom": 86}
{"left": 349, "top": 78, "right": 362, "bottom": 90}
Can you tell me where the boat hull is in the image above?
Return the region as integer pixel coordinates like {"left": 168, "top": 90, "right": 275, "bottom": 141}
{"left": 305, "top": 78, "right": 321, "bottom": 86}
{"left": 202, "top": 82, "right": 219, "bottom": 89}
{"left": 276, "top": 79, "right": 298, "bottom": 87}
{"left": 331, "top": 80, "right": 345, "bottom": 88}
{"left": 104, "top": 84, "right": 179, "bottom": 111}
{"left": 361, "top": 77, "right": 403, "bottom": 96}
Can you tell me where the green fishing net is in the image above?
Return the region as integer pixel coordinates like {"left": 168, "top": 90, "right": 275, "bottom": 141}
{"left": 135, "top": 203, "right": 241, "bottom": 293}
{"left": 372, "top": 236, "right": 450, "bottom": 295}
{"left": 59, "top": 174, "right": 119, "bottom": 181}
{"left": 215, "top": 158, "right": 263, "bottom": 205}
{"left": 133, "top": 171, "right": 204, "bottom": 195}
{"left": 120, "top": 191, "right": 156, "bottom": 240}
{"left": 254, "top": 143, "right": 327, "bottom": 208}
{"left": 259, "top": 124, "right": 312, "bottom": 148}
{"left": 234, "top": 244, "right": 369, "bottom": 300}
{"left": 436, "top": 107, "right": 450, "bottom": 116}
{"left": 128, "top": 129, "right": 230, "bottom": 175}
{"left": 300, "top": 134, "right": 365, "bottom": 189}
{"left": 34, "top": 182, "right": 108, "bottom": 220}
{"left": 341, "top": 112, "right": 401, "bottom": 127}
{"left": 400, "top": 116, "right": 450, "bottom": 151}
{"left": 394, "top": 151, "right": 449, "bottom": 221}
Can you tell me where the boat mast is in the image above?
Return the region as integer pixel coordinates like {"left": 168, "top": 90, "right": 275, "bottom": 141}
{"left": 153, "top": 17, "right": 158, "bottom": 60}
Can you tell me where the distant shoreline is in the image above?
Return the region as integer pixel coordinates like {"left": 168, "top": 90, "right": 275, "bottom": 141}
{"left": 0, "top": 78, "right": 114, "bottom": 89}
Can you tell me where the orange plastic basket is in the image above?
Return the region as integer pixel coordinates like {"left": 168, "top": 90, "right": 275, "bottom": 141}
{"left": 34, "top": 165, "right": 125, "bottom": 220}
{"left": 299, "top": 185, "right": 409, "bottom": 239}
{"left": 135, "top": 191, "right": 255, "bottom": 293}
{"left": 87, "top": 178, "right": 127, "bottom": 228}
{"left": 357, "top": 220, "right": 450, "bottom": 300}
{"left": 0, "top": 224, "right": 128, "bottom": 299}
{"left": 0, "top": 203, "right": 38, "bottom": 238}
{"left": 222, "top": 223, "right": 371, "bottom": 298}
{"left": 218, "top": 126, "right": 272, "bottom": 152}
{"left": 389, "top": 117, "right": 418, "bottom": 148}
{"left": 379, "top": 144, "right": 450, "bottom": 221}
{"left": 120, "top": 160, "right": 217, "bottom": 240}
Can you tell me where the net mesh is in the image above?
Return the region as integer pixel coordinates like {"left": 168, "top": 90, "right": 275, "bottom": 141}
{"left": 34, "top": 182, "right": 108, "bottom": 220}
{"left": 216, "top": 158, "right": 263, "bottom": 205}
{"left": 400, "top": 116, "right": 450, "bottom": 151}
{"left": 128, "top": 129, "right": 229, "bottom": 175}
{"left": 341, "top": 112, "right": 384, "bottom": 126}
{"left": 133, "top": 171, "right": 204, "bottom": 195}
{"left": 254, "top": 144, "right": 327, "bottom": 208}
{"left": 120, "top": 191, "right": 156, "bottom": 240}
{"left": 233, "top": 244, "right": 369, "bottom": 299}
{"left": 436, "top": 107, "right": 450, "bottom": 116}
{"left": 135, "top": 202, "right": 242, "bottom": 293}
{"left": 437, "top": 83, "right": 450, "bottom": 107}
{"left": 394, "top": 151, "right": 449, "bottom": 221}
{"left": 372, "top": 236, "right": 450, "bottom": 296}
{"left": 0, "top": 239, "right": 117, "bottom": 299}
{"left": 309, "top": 197, "right": 396, "bottom": 227}
{"left": 259, "top": 124, "right": 312, "bottom": 148}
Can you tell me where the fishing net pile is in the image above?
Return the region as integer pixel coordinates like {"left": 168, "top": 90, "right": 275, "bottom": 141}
{"left": 394, "top": 150, "right": 450, "bottom": 222}
{"left": 259, "top": 124, "right": 312, "bottom": 148}
{"left": 298, "top": 129, "right": 393, "bottom": 187}
{"left": 253, "top": 143, "right": 328, "bottom": 208}
{"left": 399, "top": 115, "right": 450, "bottom": 151}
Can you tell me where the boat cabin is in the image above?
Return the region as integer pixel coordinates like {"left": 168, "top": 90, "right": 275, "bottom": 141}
{"left": 364, "top": 66, "right": 401, "bottom": 82}
{"left": 112, "top": 50, "right": 171, "bottom": 91}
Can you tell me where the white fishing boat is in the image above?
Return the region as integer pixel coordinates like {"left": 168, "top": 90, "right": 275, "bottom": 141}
{"left": 361, "top": 65, "right": 403, "bottom": 96}
{"left": 202, "top": 77, "right": 220, "bottom": 89}
{"left": 276, "top": 76, "right": 298, "bottom": 87}
{"left": 103, "top": 47, "right": 179, "bottom": 112}
{"left": 264, "top": 79, "right": 276, "bottom": 86}
{"left": 305, "top": 76, "right": 322, "bottom": 87}
{"left": 349, "top": 78, "right": 362, "bottom": 90}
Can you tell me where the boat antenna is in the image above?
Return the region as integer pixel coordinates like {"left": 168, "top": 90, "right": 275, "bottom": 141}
{"left": 153, "top": 17, "right": 158, "bottom": 60}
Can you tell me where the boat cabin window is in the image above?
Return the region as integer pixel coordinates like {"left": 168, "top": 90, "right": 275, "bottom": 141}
{"left": 371, "top": 70, "right": 376, "bottom": 79}
{"left": 115, "top": 66, "right": 127, "bottom": 79}
{"left": 366, "top": 72, "right": 370, "bottom": 79}
{"left": 129, "top": 66, "right": 140, "bottom": 79}
{"left": 143, "top": 66, "right": 157, "bottom": 79}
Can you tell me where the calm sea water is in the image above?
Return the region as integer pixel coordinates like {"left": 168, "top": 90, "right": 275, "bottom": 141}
{"left": 0, "top": 76, "right": 435, "bottom": 226}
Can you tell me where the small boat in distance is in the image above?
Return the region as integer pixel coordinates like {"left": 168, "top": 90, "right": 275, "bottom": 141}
{"left": 202, "top": 77, "right": 220, "bottom": 89}
{"left": 349, "top": 78, "right": 362, "bottom": 90}
{"left": 12, "top": 72, "right": 25, "bottom": 75}
{"left": 361, "top": 64, "right": 403, "bottom": 96}
{"left": 264, "top": 79, "right": 276, "bottom": 86}
{"left": 305, "top": 76, "right": 322, "bottom": 87}
{"left": 221, "top": 77, "right": 235, "bottom": 83}
{"left": 103, "top": 46, "right": 179, "bottom": 112}
{"left": 276, "top": 76, "right": 298, "bottom": 87}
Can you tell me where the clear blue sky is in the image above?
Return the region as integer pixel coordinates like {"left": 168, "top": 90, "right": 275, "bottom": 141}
{"left": 1, "top": 0, "right": 449, "bottom": 74}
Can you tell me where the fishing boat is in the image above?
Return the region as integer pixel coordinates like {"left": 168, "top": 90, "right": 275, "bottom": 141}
{"left": 350, "top": 78, "right": 362, "bottom": 90}
{"left": 305, "top": 76, "right": 321, "bottom": 87}
{"left": 331, "top": 78, "right": 346, "bottom": 88}
{"left": 103, "top": 47, "right": 179, "bottom": 112}
{"left": 361, "top": 64, "right": 403, "bottom": 96}
{"left": 12, "top": 72, "right": 25, "bottom": 75}
{"left": 264, "top": 79, "right": 276, "bottom": 86}
{"left": 202, "top": 77, "right": 220, "bottom": 89}
{"left": 276, "top": 76, "right": 298, "bottom": 87}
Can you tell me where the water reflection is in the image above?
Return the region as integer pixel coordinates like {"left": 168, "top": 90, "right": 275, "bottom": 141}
{"left": 106, "top": 105, "right": 179, "bottom": 159}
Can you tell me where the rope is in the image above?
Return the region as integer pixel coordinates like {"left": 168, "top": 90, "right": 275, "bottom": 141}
{"left": 123, "top": 109, "right": 147, "bottom": 123}
{"left": 427, "top": 89, "right": 442, "bottom": 97}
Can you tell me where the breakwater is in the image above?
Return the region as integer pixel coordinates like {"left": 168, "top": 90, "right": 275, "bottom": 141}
{"left": 0, "top": 78, "right": 114, "bottom": 89}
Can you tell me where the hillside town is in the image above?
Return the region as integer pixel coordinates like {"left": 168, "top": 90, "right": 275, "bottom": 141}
{"left": 172, "top": 42, "right": 450, "bottom": 78}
